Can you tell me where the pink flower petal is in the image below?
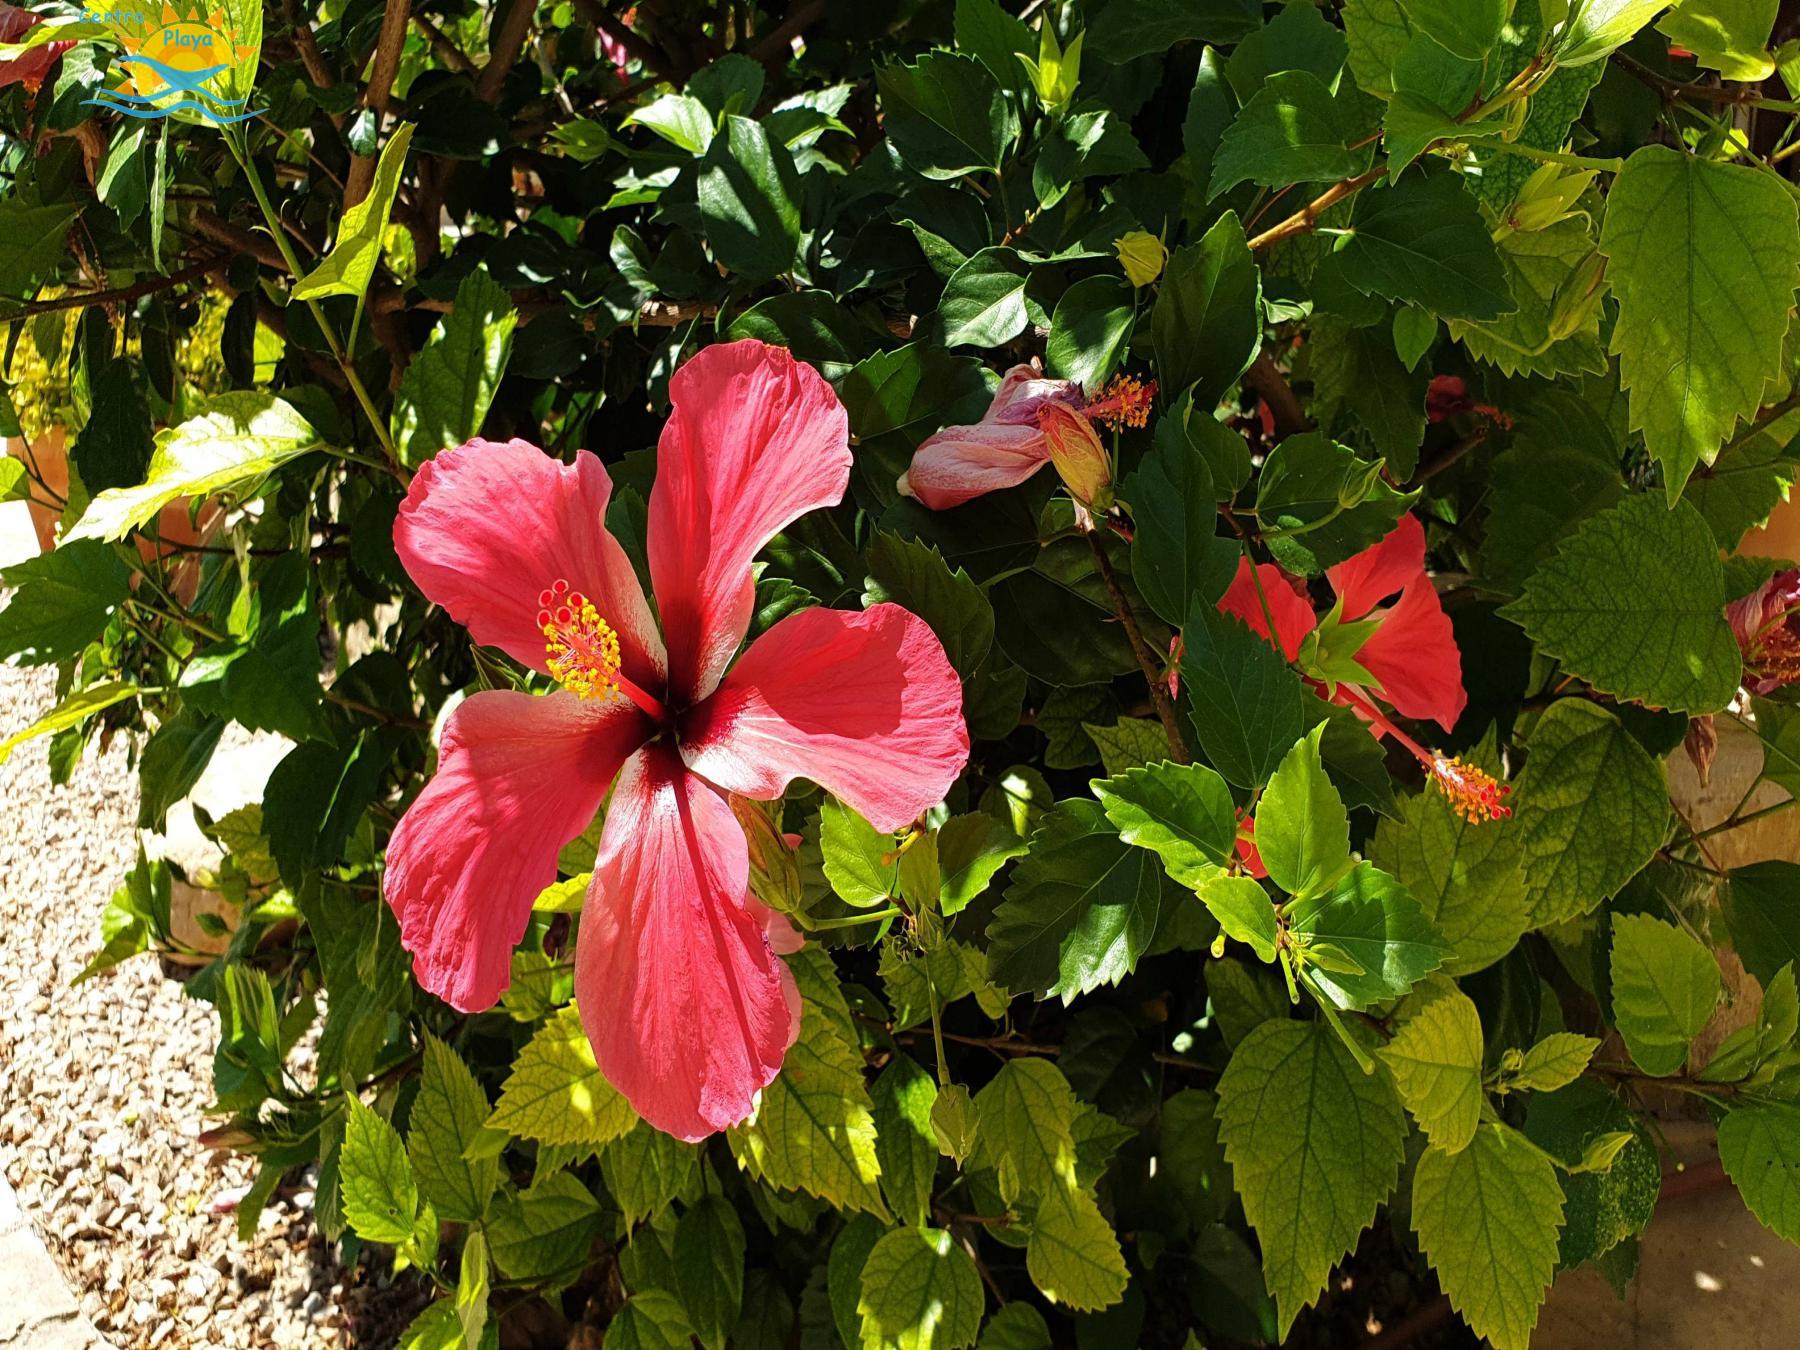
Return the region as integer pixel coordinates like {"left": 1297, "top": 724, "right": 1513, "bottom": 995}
{"left": 1217, "top": 557, "right": 1317, "bottom": 661}
{"left": 900, "top": 421, "right": 1052, "bottom": 510}
{"left": 649, "top": 341, "right": 851, "bottom": 705}
{"left": 679, "top": 603, "right": 969, "bottom": 834}
{"left": 395, "top": 438, "right": 665, "bottom": 689}
{"left": 1357, "top": 576, "right": 1467, "bottom": 732}
{"left": 385, "top": 690, "right": 651, "bottom": 1012}
{"left": 1327, "top": 514, "right": 1426, "bottom": 620}
{"left": 575, "top": 744, "right": 794, "bottom": 1140}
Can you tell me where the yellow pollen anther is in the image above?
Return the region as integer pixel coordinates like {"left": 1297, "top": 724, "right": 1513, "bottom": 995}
{"left": 1430, "top": 756, "right": 1513, "bottom": 825}
{"left": 1086, "top": 375, "right": 1156, "bottom": 431}
{"left": 539, "top": 578, "right": 622, "bottom": 701}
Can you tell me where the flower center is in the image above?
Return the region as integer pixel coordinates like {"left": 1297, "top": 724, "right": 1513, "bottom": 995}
{"left": 1082, "top": 374, "right": 1155, "bottom": 431}
{"left": 1429, "top": 756, "right": 1513, "bottom": 825}
{"left": 1749, "top": 622, "right": 1800, "bottom": 689}
{"left": 539, "top": 579, "right": 623, "bottom": 701}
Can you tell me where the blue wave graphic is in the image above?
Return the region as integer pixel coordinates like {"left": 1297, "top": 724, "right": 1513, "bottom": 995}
{"left": 118, "top": 54, "right": 234, "bottom": 95}
{"left": 83, "top": 92, "right": 261, "bottom": 123}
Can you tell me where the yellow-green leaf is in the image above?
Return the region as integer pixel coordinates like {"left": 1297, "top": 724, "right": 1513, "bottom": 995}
{"left": 485, "top": 1004, "right": 637, "bottom": 1146}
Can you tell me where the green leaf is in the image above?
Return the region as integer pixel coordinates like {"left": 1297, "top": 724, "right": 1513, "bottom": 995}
{"left": 68, "top": 393, "right": 326, "bottom": 543}
{"left": 1344, "top": 0, "right": 1415, "bottom": 94}
{"left": 1046, "top": 275, "right": 1135, "bottom": 392}
{"left": 1370, "top": 780, "right": 1532, "bottom": 975}
{"left": 488, "top": 1171, "right": 603, "bottom": 1282}
{"left": 624, "top": 94, "right": 714, "bottom": 153}
{"left": 1377, "top": 980, "right": 1484, "bottom": 1153}
{"left": 1610, "top": 912, "right": 1722, "bottom": 1076}
{"left": 1558, "top": 0, "right": 1679, "bottom": 65}
{"left": 1256, "top": 725, "right": 1351, "bottom": 901}
{"left": 1659, "top": 0, "right": 1778, "bottom": 80}
{"left": 486, "top": 1004, "right": 637, "bottom": 1146}
{"left": 456, "top": 1230, "right": 490, "bottom": 1349}
{"left": 605, "top": 1291, "right": 697, "bottom": 1349}
{"left": 935, "top": 814, "right": 1025, "bottom": 916}
{"left": 1209, "top": 71, "right": 1360, "bottom": 199}
{"left": 955, "top": 0, "right": 1033, "bottom": 92}
{"left": 0, "top": 202, "right": 76, "bottom": 298}
{"left": 1723, "top": 861, "right": 1800, "bottom": 988}
{"left": 341, "top": 1094, "right": 418, "bottom": 1245}
{"left": 1597, "top": 147, "right": 1800, "bottom": 496}
{"left": 1092, "top": 759, "right": 1238, "bottom": 889}
{"left": 1337, "top": 169, "right": 1514, "bottom": 321}
{"left": 938, "top": 247, "right": 1030, "bottom": 348}
{"left": 1198, "top": 874, "right": 1279, "bottom": 961}
{"left": 293, "top": 124, "right": 414, "bottom": 300}
{"left": 1396, "top": 0, "right": 1508, "bottom": 57}
{"left": 976, "top": 1304, "right": 1051, "bottom": 1350}
{"left": 1306, "top": 319, "right": 1429, "bottom": 480}
{"left": 698, "top": 115, "right": 803, "bottom": 282}
{"left": 1291, "top": 862, "right": 1449, "bottom": 1008}
{"left": 1512, "top": 700, "right": 1671, "bottom": 926}
{"left": 1687, "top": 431, "right": 1800, "bottom": 549}
{"left": 1083, "top": 718, "right": 1170, "bottom": 777}
{"left": 1127, "top": 404, "right": 1239, "bottom": 626}
{"left": 1087, "top": 0, "right": 1260, "bottom": 62}
{"left": 134, "top": 711, "right": 222, "bottom": 836}
{"left": 1225, "top": 0, "right": 1348, "bottom": 99}
{"left": 1216, "top": 1019, "right": 1407, "bottom": 1337}
{"left": 1026, "top": 1182, "right": 1130, "bottom": 1312}
{"left": 987, "top": 798, "right": 1167, "bottom": 1001}
{"left": 75, "top": 362, "right": 153, "bottom": 493}
{"left": 0, "top": 681, "right": 137, "bottom": 768}
{"left": 0, "top": 541, "right": 130, "bottom": 666}
{"left": 989, "top": 537, "right": 1151, "bottom": 687}
{"left": 1151, "top": 211, "right": 1262, "bottom": 411}
{"left": 728, "top": 991, "right": 888, "bottom": 1219}
{"left": 1446, "top": 217, "right": 1608, "bottom": 380}
{"left": 872, "top": 1057, "right": 940, "bottom": 1228}
{"left": 1720, "top": 1102, "right": 1800, "bottom": 1242}
{"left": 855, "top": 1227, "right": 984, "bottom": 1350}
{"left": 1512, "top": 1033, "right": 1602, "bottom": 1093}
{"left": 877, "top": 52, "right": 1018, "bottom": 179}
{"left": 1255, "top": 432, "right": 1419, "bottom": 575}
{"left": 407, "top": 1036, "right": 502, "bottom": 1224}
{"left": 675, "top": 1197, "right": 746, "bottom": 1350}
{"left": 863, "top": 532, "right": 995, "bottom": 678}
{"left": 1412, "top": 1124, "right": 1565, "bottom": 1350}
{"left": 820, "top": 797, "right": 897, "bottom": 908}
{"left": 1503, "top": 494, "right": 1742, "bottom": 712}
{"left": 600, "top": 1123, "right": 702, "bottom": 1225}
{"left": 391, "top": 268, "right": 518, "bottom": 469}
{"left": 1180, "top": 604, "right": 1307, "bottom": 789}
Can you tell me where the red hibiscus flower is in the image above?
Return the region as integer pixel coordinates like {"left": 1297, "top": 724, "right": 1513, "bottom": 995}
{"left": 896, "top": 360, "right": 1152, "bottom": 520}
{"left": 0, "top": 4, "right": 72, "bottom": 91}
{"left": 1727, "top": 567, "right": 1800, "bottom": 695}
{"left": 1217, "top": 514, "right": 1509, "bottom": 823}
{"left": 385, "top": 340, "right": 970, "bottom": 1140}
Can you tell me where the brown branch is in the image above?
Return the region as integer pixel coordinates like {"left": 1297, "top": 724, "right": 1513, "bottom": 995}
{"left": 1247, "top": 167, "right": 1385, "bottom": 251}
{"left": 1086, "top": 530, "right": 1191, "bottom": 765}
{"left": 345, "top": 0, "right": 411, "bottom": 208}
{"left": 569, "top": 0, "right": 676, "bottom": 80}
{"left": 1611, "top": 49, "right": 1774, "bottom": 106}
{"left": 412, "top": 12, "right": 474, "bottom": 74}
{"left": 1410, "top": 426, "right": 1488, "bottom": 486}
{"left": 478, "top": 0, "right": 537, "bottom": 103}
{"left": 283, "top": 0, "right": 335, "bottom": 93}
{"left": 189, "top": 210, "right": 287, "bottom": 269}
{"left": 1244, "top": 351, "right": 1310, "bottom": 438}
{"left": 9, "top": 255, "right": 228, "bottom": 316}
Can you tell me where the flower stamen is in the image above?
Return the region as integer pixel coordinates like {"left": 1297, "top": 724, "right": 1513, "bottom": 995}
{"left": 540, "top": 578, "right": 622, "bottom": 702}
{"left": 1429, "top": 755, "right": 1513, "bottom": 824}
{"left": 1084, "top": 374, "right": 1155, "bottom": 431}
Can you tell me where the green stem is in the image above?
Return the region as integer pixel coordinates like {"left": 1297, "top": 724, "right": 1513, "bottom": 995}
{"left": 804, "top": 907, "right": 904, "bottom": 931}
{"left": 1695, "top": 797, "right": 1797, "bottom": 840}
{"left": 1477, "top": 139, "right": 1624, "bottom": 173}
{"left": 926, "top": 973, "right": 951, "bottom": 1088}
{"left": 225, "top": 131, "right": 406, "bottom": 479}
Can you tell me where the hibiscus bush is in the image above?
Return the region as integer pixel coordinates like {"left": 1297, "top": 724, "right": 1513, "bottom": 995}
{"left": 12, "top": 0, "right": 1800, "bottom": 1345}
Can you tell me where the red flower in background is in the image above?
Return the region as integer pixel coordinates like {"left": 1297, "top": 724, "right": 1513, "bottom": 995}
{"left": 1728, "top": 567, "right": 1800, "bottom": 694}
{"left": 1216, "top": 515, "right": 1509, "bottom": 823}
{"left": 0, "top": 4, "right": 72, "bottom": 91}
{"left": 385, "top": 340, "right": 969, "bottom": 1140}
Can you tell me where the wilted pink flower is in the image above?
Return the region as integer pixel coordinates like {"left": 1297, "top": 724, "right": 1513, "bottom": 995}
{"left": 1728, "top": 567, "right": 1800, "bottom": 694}
{"left": 385, "top": 340, "right": 969, "bottom": 1140}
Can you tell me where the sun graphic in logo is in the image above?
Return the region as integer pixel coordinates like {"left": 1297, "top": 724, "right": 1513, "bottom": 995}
{"left": 87, "top": 1, "right": 260, "bottom": 124}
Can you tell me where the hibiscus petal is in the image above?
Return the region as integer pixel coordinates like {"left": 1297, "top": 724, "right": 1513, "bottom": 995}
{"left": 385, "top": 690, "right": 650, "bottom": 1012}
{"left": 575, "top": 744, "right": 793, "bottom": 1140}
{"left": 395, "top": 438, "right": 665, "bottom": 688}
{"left": 899, "top": 421, "right": 1052, "bottom": 510}
{"left": 1356, "top": 575, "right": 1467, "bottom": 732}
{"left": 1217, "top": 557, "right": 1317, "bottom": 662}
{"left": 649, "top": 341, "right": 850, "bottom": 704}
{"left": 1327, "top": 514, "right": 1425, "bottom": 620}
{"left": 679, "top": 603, "right": 969, "bottom": 834}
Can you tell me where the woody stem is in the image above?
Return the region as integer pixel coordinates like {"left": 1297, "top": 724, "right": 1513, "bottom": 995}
{"left": 1085, "top": 529, "right": 1191, "bottom": 765}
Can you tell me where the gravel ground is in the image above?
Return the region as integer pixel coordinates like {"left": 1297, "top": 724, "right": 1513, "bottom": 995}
{"left": 0, "top": 662, "right": 354, "bottom": 1348}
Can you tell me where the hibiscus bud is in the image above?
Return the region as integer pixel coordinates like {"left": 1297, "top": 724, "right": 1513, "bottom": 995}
{"left": 1546, "top": 250, "right": 1607, "bottom": 341}
{"left": 729, "top": 795, "right": 804, "bottom": 914}
{"left": 1684, "top": 714, "right": 1718, "bottom": 789}
{"left": 1505, "top": 162, "right": 1598, "bottom": 235}
{"left": 1114, "top": 230, "right": 1168, "bottom": 286}
{"left": 930, "top": 1083, "right": 980, "bottom": 1163}
{"left": 1038, "top": 401, "right": 1113, "bottom": 515}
